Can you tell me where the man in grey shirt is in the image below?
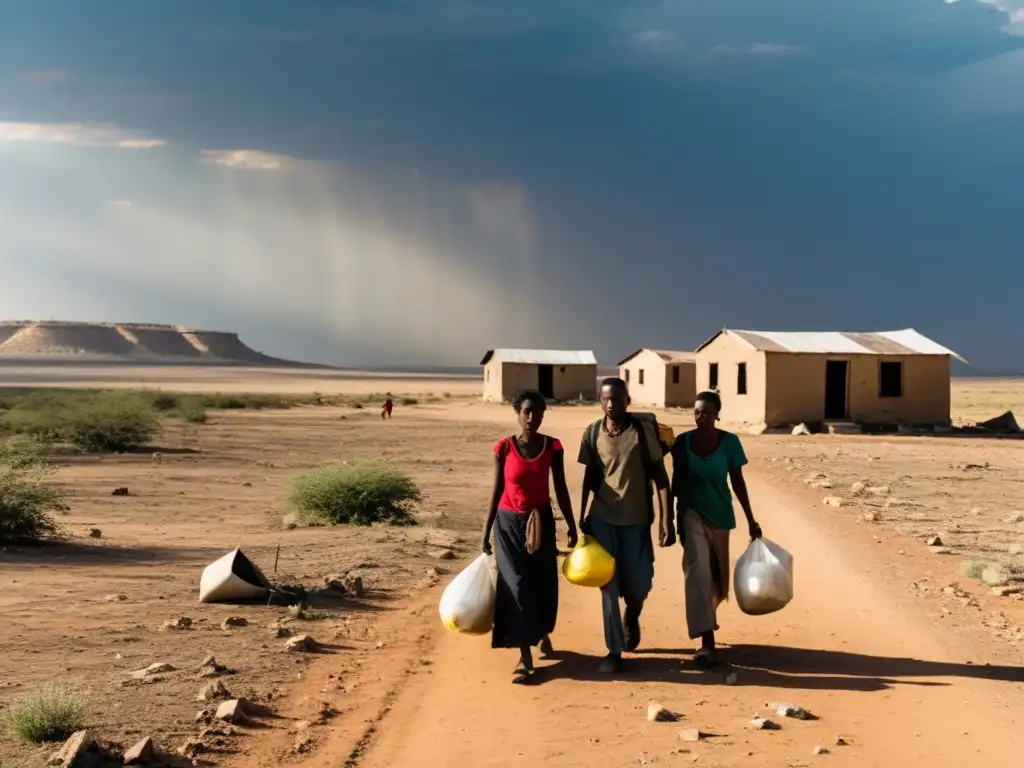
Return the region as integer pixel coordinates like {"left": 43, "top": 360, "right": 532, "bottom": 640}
{"left": 578, "top": 378, "right": 673, "bottom": 674}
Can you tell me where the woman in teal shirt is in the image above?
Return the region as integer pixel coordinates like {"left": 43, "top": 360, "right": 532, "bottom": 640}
{"left": 670, "top": 391, "right": 762, "bottom": 666}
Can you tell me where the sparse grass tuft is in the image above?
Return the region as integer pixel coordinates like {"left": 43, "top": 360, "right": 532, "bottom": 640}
{"left": 0, "top": 439, "right": 67, "bottom": 544}
{"left": 287, "top": 459, "right": 420, "bottom": 527}
{"left": 4, "top": 684, "right": 89, "bottom": 743}
{"left": 960, "top": 560, "right": 987, "bottom": 580}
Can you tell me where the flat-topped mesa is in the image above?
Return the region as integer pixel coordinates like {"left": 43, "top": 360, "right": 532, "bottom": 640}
{"left": 0, "top": 320, "right": 302, "bottom": 366}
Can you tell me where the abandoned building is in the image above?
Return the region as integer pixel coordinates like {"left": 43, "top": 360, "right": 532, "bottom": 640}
{"left": 694, "top": 328, "right": 966, "bottom": 429}
{"left": 480, "top": 349, "right": 598, "bottom": 402}
{"left": 616, "top": 348, "right": 696, "bottom": 408}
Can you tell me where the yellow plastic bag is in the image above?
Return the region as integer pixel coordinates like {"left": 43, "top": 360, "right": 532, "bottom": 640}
{"left": 438, "top": 554, "right": 497, "bottom": 635}
{"left": 562, "top": 534, "right": 615, "bottom": 588}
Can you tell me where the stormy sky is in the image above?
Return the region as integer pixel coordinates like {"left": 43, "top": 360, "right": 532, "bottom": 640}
{"left": 0, "top": 1, "right": 1021, "bottom": 370}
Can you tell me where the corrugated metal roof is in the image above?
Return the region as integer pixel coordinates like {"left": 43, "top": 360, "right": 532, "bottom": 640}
{"left": 617, "top": 348, "right": 696, "bottom": 366}
{"left": 696, "top": 328, "right": 967, "bottom": 364}
{"left": 480, "top": 349, "right": 598, "bottom": 366}
{"left": 654, "top": 350, "right": 697, "bottom": 364}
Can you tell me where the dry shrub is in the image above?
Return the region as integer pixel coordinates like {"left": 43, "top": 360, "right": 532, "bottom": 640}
{"left": 4, "top": 684, "right": 89, "bottom": 743}
{"left": 0, "top": 439, "right": 66, "bottom": 543}
{"left": 287, "top": 459, "right": 420, "bottom": 527}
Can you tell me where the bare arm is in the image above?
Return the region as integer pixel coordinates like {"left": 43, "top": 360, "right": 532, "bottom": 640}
{"left": 482, "top": 452, "right": 506, "bottom": 554}
{"left": 550, "top": 452, "right": 578, "bottom": 547}
{"left": 729, "top": 467, "right": 762, "bottom": 538}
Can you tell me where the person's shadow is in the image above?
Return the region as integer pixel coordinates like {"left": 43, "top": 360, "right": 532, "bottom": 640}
{"left": 530, "top": 644, "right": 1024, "bottom": 693}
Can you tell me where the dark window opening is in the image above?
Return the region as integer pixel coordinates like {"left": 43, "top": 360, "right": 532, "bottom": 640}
{"left": 737, "top": 363, "right": 748, "bottom": 395}
{"left": 879, "top": 361, "right": 903, "bottom": 398}
{"left": 638, "top": 369, "right": 645, "bottom": 385}
{"left": 709, "top": 363, "right": 719, "bottom": 390}
{"left": 672, "top": 365, "right": 680, "bottom": 384}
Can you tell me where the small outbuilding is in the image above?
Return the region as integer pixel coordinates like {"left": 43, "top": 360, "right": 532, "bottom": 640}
{"left": 616, "top": 348, "right": 696, "bottom": 408}
{"left": 480, "top": 349, "right": 598, "bottom": 402}
{"left": 695, "top": 328, "right": 966, "bottom": 430}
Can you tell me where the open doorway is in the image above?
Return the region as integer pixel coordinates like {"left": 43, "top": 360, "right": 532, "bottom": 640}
{"left": 537, "top": 365, "right": 554, "bottom": 398}
{"left": 824, "top": 360, "right": 849, "bottom": 420}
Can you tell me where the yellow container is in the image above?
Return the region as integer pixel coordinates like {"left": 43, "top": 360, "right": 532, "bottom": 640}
{"left": 562, "top": 535, "right": 616, "bottom": 588}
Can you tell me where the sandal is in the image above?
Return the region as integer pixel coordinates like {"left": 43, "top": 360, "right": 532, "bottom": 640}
{"left": 694, "top": 647, "right": 716, "bottom": 668}
{"left": 512, "top": 660, "right": 533, "bottom": 685}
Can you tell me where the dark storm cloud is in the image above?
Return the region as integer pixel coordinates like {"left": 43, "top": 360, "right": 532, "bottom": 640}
{"left": 0, "top": 0, "right": 1021, "bottom": 369}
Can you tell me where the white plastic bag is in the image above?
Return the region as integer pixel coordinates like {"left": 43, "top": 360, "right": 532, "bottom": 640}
{"left": 734, "top": 537, "right": 794, "bottom": 616}
{"left": 438, "top": 554, "right": 498, "bottom": 635}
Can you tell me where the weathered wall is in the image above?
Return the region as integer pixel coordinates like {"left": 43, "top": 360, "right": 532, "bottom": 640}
{"left": 481, "top": 363, "right": 598, "bottom": 402}
{"left": 665, "top": 360, "right": 696, "bottom": 408}
{"left": 552, "top": 364, "right": 599, "bottom": 401}
{"left": 764, "top": 353, "right": 952, "bottom": 426}
{"left": 620, "top": 349, "right": 667, "bottom": 407}
{"left": 696, "top": 335, "right": 767, "bottom": 425}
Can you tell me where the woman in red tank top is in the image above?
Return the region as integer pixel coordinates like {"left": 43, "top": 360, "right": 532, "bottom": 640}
{"left": 482, "top": 390, "right": 578, "bottom": 684}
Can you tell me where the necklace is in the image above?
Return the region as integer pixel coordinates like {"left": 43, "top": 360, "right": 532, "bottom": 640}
{"left": 604, "top": 419, "right": 627, "bottom": 438}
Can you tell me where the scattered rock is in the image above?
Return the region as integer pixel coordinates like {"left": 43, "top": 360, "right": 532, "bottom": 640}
{"left": 884, "top": 497, "right": 912, "bottom": 509}
{"left": 151, "top": 453, "right": 163, "bottom": 465}
{"left": 867, "top": 485, "right": 891, "bottom": 497}
{"left": 862, "top": 512, "right": 881, "bottom": 523}
{"left": 925, "top": 536, "right": 943, "bottom": 547}
{"left": 221, "top": 617, "right": 248, "bottom": 630}
{"left": 835, "top": 736, "right": 848, "bottom": 746}
{"left": 822, "top": 497, "right": 844, "bottom": 508}
{"left": 242, "top": 482, "right": 253, "bottom": 487}
{"left": 749, "top": 718, "right": 780, "bottom": 731}
{"left": 285, "top": 634, "right": 319, "bottom": 653}
{"left": 1007, "top": 512, "right": 1024, "bottom": 524}
{"left": 323, "top": 573, "right": 365, "bottom": 598}
{"left": 982, "top": 566, "right": 1009, "bottom": 587}
{"left": 813, "top": 746, "right": 830, "bottom": 755}
{"left": 343, "top": 574, "right": 365, "bottom": 597}
{"left": 850, "top": 481, "right": 867, "bottom": 496}
{"left": 324, "top": 575, "right": 348, "bottom": 594}
{"left": 274, "top": 626, "right": 295, "bottom": 639}
{"left": 160, "top": 616, "right": 193, "bottom": 631}
{"left": 792, "top": 423, "right": 812, "bottom": 436}
{"left": 678, "top": 729, "right": 705, "bottom": 742}
{"left": 647, "top": 701, "right": 678, "bottom": 722}
{"left": 294, "top": 736, "right": 314, "bottom": 754}
{"left": 215, "top": 698, "right": 252, "bottom": 725}
{"left": 198, "top": 680, "right": 231, "bottom": 701}
{"left": 48, "top": 730, "right": 94, "bottom": 766}
{"left": 178, "top": 737, "right": 206, "bottom": 759}
{"left": 432, "top": 549, "right": 456, "bottom": 561}
{"left": 132, "top": 662, "right": 176, "bottom": 680}
{"left": 725, "top": 672, "right": 739, "bottom": 686}
{"left": 112, "top": 487, "right": 130, "bottom": 496}
{"left": 89, "top": 528, "right": 103, "bottom": 539}
{"left": 198, "top": 656, "right": 227, "bottom": 678}
{"left": 777, "top": 703, "right": 816, "bottom": 721}
{"left": 991, "top": 586, "right": 1023, "bottom": 597}
{"left": 123, "top": 736, "right": 154, "bottom": 765}
{"left": 104, "top": 593, "right": 128, "bottom": 603}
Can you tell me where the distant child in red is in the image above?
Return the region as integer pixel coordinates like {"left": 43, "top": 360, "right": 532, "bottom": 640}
{"left": 382, "top": 398, "right": 393, "bottom": 420}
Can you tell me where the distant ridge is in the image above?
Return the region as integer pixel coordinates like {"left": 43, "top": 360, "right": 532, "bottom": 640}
{"left": 0, "top": 321, "right": 314, "bottom": 367}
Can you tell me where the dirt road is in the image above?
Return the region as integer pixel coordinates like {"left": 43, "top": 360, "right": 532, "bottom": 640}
{"left": 351, "top": 466, "right": 1023, "bottom": 768}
